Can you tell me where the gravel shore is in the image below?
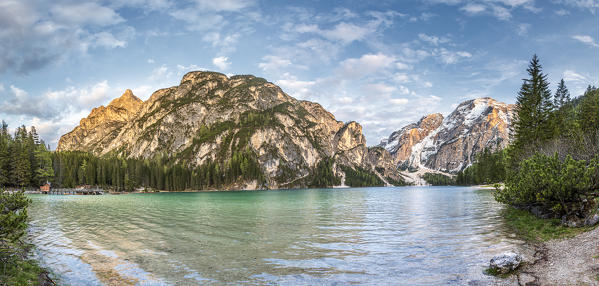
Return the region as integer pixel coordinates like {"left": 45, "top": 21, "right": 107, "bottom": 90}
{"left": 516, "top": 226, "right": 599, "bottom": 285}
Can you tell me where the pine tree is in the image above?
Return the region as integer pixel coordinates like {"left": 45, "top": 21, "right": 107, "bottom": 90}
{"left": 579, "top": 88, "right": 599, "bottom": 135}
{"left": 34, "top": 144, "right": 54, "bottom": 186}
{"left": 0, "top": 122, "right": 9, "bottom": 186}
{"left": 554, "top": 79, "right": 571, "bottom": 108}
{"left": 11, "top": 126, "right": 32, "bottom": 187}
{"left": 512, "top": 55, "right": 554, "bottom": 153}
{"left": 551, "top": 79, "right": 574, "bottom": 137}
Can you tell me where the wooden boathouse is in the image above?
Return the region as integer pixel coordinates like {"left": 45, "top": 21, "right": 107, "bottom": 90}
{"left": 40, "top": 183, "right": 105, "bottom": 195}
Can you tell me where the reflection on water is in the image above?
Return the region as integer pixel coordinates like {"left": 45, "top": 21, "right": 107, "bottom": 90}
{"left": 27, "top": 186, "right": 523, "bottom": 285}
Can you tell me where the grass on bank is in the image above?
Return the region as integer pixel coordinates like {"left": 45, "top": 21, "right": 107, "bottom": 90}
{"left": 501, "top": 207, "right": 594, "bottom": 242}
{"left": 483, "top": 267, "right": 516, "bottom": 278}
{"left": 0, "top": 256, "right": 48, "bottom": 286}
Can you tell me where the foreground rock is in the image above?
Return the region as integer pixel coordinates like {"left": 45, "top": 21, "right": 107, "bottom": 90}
{"left": 585, "top": 213, "right": 599, "bottom": 226}
{"left": 489, "top": 252, "right": 522, "bottom": 274}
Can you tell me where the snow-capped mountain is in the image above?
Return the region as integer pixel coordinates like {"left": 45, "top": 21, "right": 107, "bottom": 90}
{"left": 379, "top": 97, "right": 515, "bottom": 173}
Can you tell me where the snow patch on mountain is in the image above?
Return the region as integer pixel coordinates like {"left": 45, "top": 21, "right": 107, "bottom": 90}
{"left": 379, "top": 97, "right": 515, "bottom": 174}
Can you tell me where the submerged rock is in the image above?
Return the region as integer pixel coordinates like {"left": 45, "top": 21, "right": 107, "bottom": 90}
{"left": 489, "top": 252, "right": 522, "bottom": 274}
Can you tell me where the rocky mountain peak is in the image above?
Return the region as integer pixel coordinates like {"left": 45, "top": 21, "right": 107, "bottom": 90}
{"left": 419, "top": 113, "right": 444, "bottom": 129}
{"left": 381, "top": 97, "right": 515, "bottom": 174}
{"left": 379, "top": 113, "right": 444, "bottom": 167}
{"left": 180, "top": 71, "right": 228, "bottom": 85}
{"left": 57, "top": 71, "right": 404, "bottom": 190}
{"left": 108, "top": 89, "right": 143, "bottom": 113}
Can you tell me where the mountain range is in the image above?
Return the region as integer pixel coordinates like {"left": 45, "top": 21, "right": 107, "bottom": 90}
{"left": 57, "top": 71, "right": 515, "bottom": 188}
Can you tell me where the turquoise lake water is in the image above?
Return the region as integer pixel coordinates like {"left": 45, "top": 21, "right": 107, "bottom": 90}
{"left": 27, "top": 186, "right": 523, "bottom": 285}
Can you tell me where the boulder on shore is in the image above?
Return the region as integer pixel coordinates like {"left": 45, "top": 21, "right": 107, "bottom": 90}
{"left": 489, "top": 252, "right": 522, "bottom": 274}
{"left": 584, "top": 213, "right": 599, "bottom": 226}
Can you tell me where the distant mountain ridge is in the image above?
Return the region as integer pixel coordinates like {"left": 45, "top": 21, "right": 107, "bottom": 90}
{"left": 379, "top": 97, "right": 515, "bottom": 173}
{"left": 57, "top": 71, "right": 403, "bottom": 190}
{"left": 58, "top": 71, "right": 515, "bottom": 188}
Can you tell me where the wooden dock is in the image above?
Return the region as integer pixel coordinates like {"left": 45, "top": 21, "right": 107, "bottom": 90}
{"left": 44, "top": 188, "right": 105, "bottom": 195}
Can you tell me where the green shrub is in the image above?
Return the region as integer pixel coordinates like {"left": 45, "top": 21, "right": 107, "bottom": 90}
{"left": 495, "top": 153, "right": 599, "bottom": 217}
{"left": 0, "top": 189, "right": 48, "bottom": 284}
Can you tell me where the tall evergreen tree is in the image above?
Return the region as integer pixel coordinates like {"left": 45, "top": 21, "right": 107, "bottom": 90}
{"left": 579, "top": 88, "right": 599, "bottom": 135}
{"left": 512, "top": 55, "right": 554, "bottom": 152}
{"left": 11, "top": 127, "right": 31, "bottom": 187}
{"left": 551, "top": 79, "right": 574, "bottom": 137}
{"left": 0, "top": 122, "right": 9, "bottom": 186}
{"left": 34, "top": 144, "right": 54, "bottom": 186}
{"left": 554, "top": 79, "right": 571, "bottom": 108}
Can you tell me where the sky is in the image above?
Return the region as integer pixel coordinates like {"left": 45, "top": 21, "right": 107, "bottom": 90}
{"left": 1, "top": 0, "right": 599, "bottom": 148}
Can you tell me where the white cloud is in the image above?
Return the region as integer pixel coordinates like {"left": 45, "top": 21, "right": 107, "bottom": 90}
{"left": 44, "top": 81, "right": 112, "bottom": 107}
{"left": 560, "top": 0, "right": 599, "bottom": 12}
{"left": 396, "top": 62, "right": 411, "bottom": 70}
{"left": 410, "top": 12, "right": 435, "bottom": 22}
{"left": 50, "top": 2, "right": 124, "bottom": 27}
{"left": 258, "top": 55, "right": 292, "bottom": 72}
{"left": 147, "top": 58, "right": 155, "bottom": 64}
{"left": 563, "top": 70, "right": 588, "bottom": 82}
{"left": 287, "top": 10, "right": 400, "bottom": 46}
{"left": 169, "top": 10, "right": 225, "bottom": 31}
{"left": 10, "top": 85, "right": 28, "bottom": 99}
{"left": 0, "top": 0, "right": 131, "bottom": 73}
{"left": 393, "top": 73, "right": 411, "bottom": 83}
{"left": 0, "top": 80, "right": 114, "bottom": 124}
{"left": 572, "top": 35, "right": 599, "bottom": 47}
{"left": 202, "top": 32, "right": 241, "bottom": 53}
{"left": 93, "top": 32, "right": 127, "bottom": 48}
{"left": 340, "top": 53, "right": 397, "bottom": 77}
{"left": 390, "top": 98, "right": 409, "bottom": 105}
{"left": 295, "top": 22, "right": 372, "bottom": 44}
{"left": 439, "top": 0, "right": 539, "bottom": 20}
{"left": 275, "top": 73, "right": 315, "bottom": 99}
{"left": 194, "top": 0, "right": 254, "bottom": 12}
{"left": 517, "top": 23, "right": 531, "bottom": 36}
{"left": 320, "top": 22, "right": 372, "bottom": 43}
{"left": 461, "top": 3, "right": 487, "bottom": 14}
{"left": 177, "top": 64, "right": 205, "bottom": 72}
{"left": 149, "top": 65, "right": 170, "bottom": 81}
{"left": 491, "top": 4, "right": 513, "bottom": 19}
{"left": 212, "top": 56, "right": 231, "bottom": 70}
{"left": 130, "top": 85, "right": 154, "bottom": 101}
{"left": 363, "top": 83, "right": 398, "bottom": 96}
{"left": 435, "top": 48, "right": 472, "bottom": 64}
{"left": 418, "top": 33, "right": 450, "bottom": 46}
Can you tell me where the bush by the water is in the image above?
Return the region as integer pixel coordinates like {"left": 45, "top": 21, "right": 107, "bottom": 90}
{"left": 495, "top": 153, "right": 599, "bottom": 217}
{"left": 0, "top": 189, "right": 50, "bottom": 284}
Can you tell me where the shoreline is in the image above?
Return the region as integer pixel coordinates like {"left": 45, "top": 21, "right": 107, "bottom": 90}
{"left": 514, "top": 226, "right": 599, "bottom": 284}
{"left": 494, "top": 206, "right": 599, "bottom": 284}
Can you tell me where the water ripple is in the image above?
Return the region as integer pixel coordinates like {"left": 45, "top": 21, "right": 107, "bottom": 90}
{"left": 27, "top": 187, "right": 524, "bottom": 285}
